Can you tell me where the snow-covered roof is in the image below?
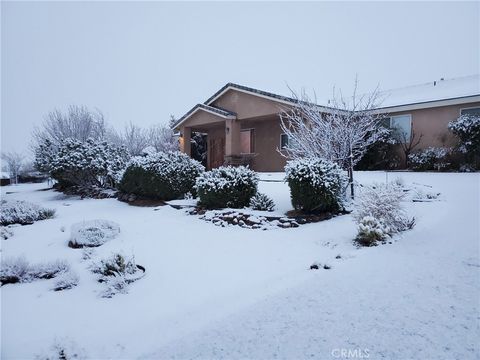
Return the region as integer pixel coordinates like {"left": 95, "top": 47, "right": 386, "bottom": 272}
{"left": 174, "top": 75, "right": 480, "bottom": 129}
{"left": 376, "top": 74, "right": 480, "bottom": 109}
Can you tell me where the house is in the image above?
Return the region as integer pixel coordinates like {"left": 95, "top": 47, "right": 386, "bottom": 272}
{"left": 173, "top": 75, "right": 480, "bottom": 172}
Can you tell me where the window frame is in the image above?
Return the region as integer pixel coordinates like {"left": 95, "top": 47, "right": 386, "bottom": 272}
{"left": 280, "top": 133, "right": 289, "bottom": 150}
{"left": 382, "top": 114, "right": 412, "bottom": 143}
{"left": 460, "top": 106, "right": 480, "bottom": 116}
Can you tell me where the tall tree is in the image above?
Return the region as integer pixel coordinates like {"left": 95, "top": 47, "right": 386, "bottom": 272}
{"left": 280, "top": 78, "right": 386, "bottom": 197}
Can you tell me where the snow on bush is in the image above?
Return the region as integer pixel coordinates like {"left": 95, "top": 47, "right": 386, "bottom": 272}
{"left": 448, "top": 114, "right": 480, "bottom": 155}
{"left": 68, "top": 220, "right": 120, "bottom": 248}
{"left": 90, "top": 253, "right": 145, "bottom": 298}
{"left": 118, "top": 151, "right": 204, "bottom": 200}
{"left": 36, "top": 337, "right": 86, "bottom": 360}
{"left": 195, "top": 166, "right": 259, "bottom": 209}
{"left": 51, "top": 271, "right": 79, "bottom": 291}
{"left": 0, "top": 200, "right": 55, "bottom": 226}
{"left": 1, "top": 226, "right": 14, "bottom": 240}
{"left": 408, "top": 147, "right": 450, "bottom": 171}
{"left": 46, "top": 138, "right": 129, "bottom": 189}
{"left": 356, "top": 216, "right": 391, "bottom": 246}
{"left": 354, "top": 183, "right": 415, "bottom": 246}
{"left": 1, "top": 257, "right": 70, "bottom": 286}
{"left": 249, "top": 193, "right": 275, "bottom": 212}
{"left": 285, "top": 158, "right": 347, "bottom": 213}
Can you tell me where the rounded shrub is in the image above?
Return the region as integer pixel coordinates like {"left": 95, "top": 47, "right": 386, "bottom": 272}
{"left": 118, "top": 151, "right": 204, "bottom": 200}
{"left": 195, "top": 166, "right": 259, "bottom": 209}
{"left": 285, "top": 158, "right": 347, "bottom": 213}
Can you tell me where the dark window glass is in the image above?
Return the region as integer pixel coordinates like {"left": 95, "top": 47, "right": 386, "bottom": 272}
{"left": 461, "top": 107, "right": 480, "bottom": 116}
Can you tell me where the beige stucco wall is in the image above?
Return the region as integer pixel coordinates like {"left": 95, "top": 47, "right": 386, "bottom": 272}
{"left": 211, "top": 90, "right": 288, "bottom": 119}
{"left": 240, "top": 115, "right": 287, "bottom": 172}
{"left": 387, "top": 101, "right": 480, "bottom": 149}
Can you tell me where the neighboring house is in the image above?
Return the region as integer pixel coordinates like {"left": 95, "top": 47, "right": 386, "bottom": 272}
{"left": 174, "top": 75, "right": 480, "bottom": 172}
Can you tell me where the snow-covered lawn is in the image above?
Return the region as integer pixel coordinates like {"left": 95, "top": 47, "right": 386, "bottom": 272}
{"left": 1, "top": 172, "right": 479, "bottom": 359}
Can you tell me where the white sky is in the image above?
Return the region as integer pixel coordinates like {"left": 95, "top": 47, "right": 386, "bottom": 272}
{"left": 2, "top": 1, "right": 479, "bottom": 155}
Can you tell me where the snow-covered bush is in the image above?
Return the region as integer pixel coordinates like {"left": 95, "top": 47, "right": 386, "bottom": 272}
{"left": 448, "top": 114, "right": 480, "bottom": 169}
{"left": 356, "top": 216, "right": 391, "bottom": 246}
{"left": 249, "top": 193, "right": 275, "bottom": 212}
{"left": 118, "top": 151, "right": 204, "bottom": 200}
{"left": 1, "top": 226, "right": 14, "bottom": 240}
{"left": 285, "top": 158, "right": 347, "bottom": 213}
{"left": 1, "top": 257, "right": 70, "bottom": 285}
{"left": 354, "top": 183, "right": 415, "bottom": 246}
{"left": 195, "top": 166, "right": 259, "bottom": 209}
{"left": 408, "top": 147, "right": 450, "bottom": 171}
{"left": 51, "top": 271, "right": 79, "bottom": 291}
{"left": 68, "top": 220, "right": 120, "bottom": 248}
{"left": 448, "top": 114, "right": 480, "bottom": 155}
{"left": 46, "top": 138, "right": 129, "bottom": 189}
{"left": 0, "top": 200, "right": 55, "bottom": 226}
{"left": 90, "top": 253, "right": 145, "bottom": 297}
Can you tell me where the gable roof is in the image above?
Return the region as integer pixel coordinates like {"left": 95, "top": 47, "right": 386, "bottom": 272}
{"left": 173, "top": 75, "right": 480, "bottom": 129}
{"left": 173, "top": 103, "right": 236, "bottom": 129}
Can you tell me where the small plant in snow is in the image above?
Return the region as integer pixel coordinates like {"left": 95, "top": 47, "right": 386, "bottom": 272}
{"left": 392, "top": 176, "right": 405, "bottom": 188}
{"left": 0, "top": 200, "right": 55, "bottom": 226}
{"left": 1, "top": 226, "right": 14, "bottom": 240}
{"left": 196, "top": 166, "right": 259, "bottom": 209}
{"left": 1, "top": 257, "right": 71, "bottom": 285}
{"left": 68, "top": 220, "right": 120, "bottom": 248}
{"left": 356, "top": 216, "right": 391, "bottom": 246}
{"left": 285, "top": 158, "right": 348, "bottom": 213}
{"left": 52, "top": 271, "right": 79, "bottom": 291}
{"left": 90, "top": 253, "right": 144, "bottom": 297}
{"left": 354, "top": 183, "right": 415, "bottom": 246}
{"left": 36, "top": 337, "right": 86, "bottom": 360}
{"left": 183, "top": 192, "right": 193, "bottom": 200}
{"left": 249, "top": 193, "right": 275, "bottom": 211}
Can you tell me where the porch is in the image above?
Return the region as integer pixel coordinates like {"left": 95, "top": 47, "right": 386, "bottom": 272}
{"left": 178, "top": 109, "right": 255, "bottom": 170}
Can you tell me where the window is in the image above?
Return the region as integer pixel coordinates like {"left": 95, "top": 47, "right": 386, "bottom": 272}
{"left": 381, "top": 114, "right": 412, "bottom": 142}
{"left": 461, "top": 107, "right": 480, "bottom": 116}
{"left": 240, "top": 129, "right": 254, "bottom": 153}
{"left": 280, "top": 134, "right": 289, "bottom": 149}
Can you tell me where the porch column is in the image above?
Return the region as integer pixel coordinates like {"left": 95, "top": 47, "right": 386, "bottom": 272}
{"left": 180, "top": 126, "right": 191, "bottom": 156}
{"left": 225, "top": 119, "right": 240, "bottom": 157}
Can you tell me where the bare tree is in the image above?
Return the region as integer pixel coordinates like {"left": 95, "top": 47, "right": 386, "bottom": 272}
{"left": 1, "top": 151, "right": 24, "bottom": 184}
{"left": 280, "top": 77, "right": 386, "bottom": 197}
{"left": 394, "top": 129, "right": 423, "bottom": 168}
{"left": 32, "top": 105, "right": 106, "bottom": 148}
{"left": 108, "top": 122, "right": 149, "bottom": 156}
{"left": 148, "top": 124, "right": 179, "bottom": 153}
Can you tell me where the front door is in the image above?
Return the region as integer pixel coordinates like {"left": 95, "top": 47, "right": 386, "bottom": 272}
{"left": 208, "top": 137, "right": 225, "bottom": 169}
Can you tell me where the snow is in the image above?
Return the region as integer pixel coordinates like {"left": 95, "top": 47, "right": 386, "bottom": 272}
{"left": 1, "top": 172, "right": 479, "bottom": 359}
{"left": 377, "top": 74, "right": 479, "bottom": 108}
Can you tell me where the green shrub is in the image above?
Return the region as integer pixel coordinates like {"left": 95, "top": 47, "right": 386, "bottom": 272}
{"left": 118, "top": 151, "right": 204, "bottom": 200}
{"left": 285, "top": 158, "right": 347, "bottom": 213}
{"left": 249, "top": 192, "right": 275, "bottom": 211}
{"left": 196, "top": 166, "right": 258, "bottom": 209}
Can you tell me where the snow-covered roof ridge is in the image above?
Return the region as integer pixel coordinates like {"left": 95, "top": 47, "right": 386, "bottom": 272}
{"left": 377, "top": 74, "right": 480, "bottom": 109}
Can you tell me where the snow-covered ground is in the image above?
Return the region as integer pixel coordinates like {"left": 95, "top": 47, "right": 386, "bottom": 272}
{"left": 1, "top": 172, "right": 479, "bottom": 359}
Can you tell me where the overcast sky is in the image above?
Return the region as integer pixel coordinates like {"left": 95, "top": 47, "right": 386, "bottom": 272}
{"left": 2, "top": 1, "right": 479, "bottom": 155}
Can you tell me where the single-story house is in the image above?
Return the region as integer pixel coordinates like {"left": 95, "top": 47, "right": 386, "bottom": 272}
{"left": 173, "top": 75, "right": 480, "bottom": 172}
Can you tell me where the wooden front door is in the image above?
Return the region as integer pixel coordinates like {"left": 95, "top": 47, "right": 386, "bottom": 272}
{"left": 208, "top": 137, "right": 225, "bottom": 169}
